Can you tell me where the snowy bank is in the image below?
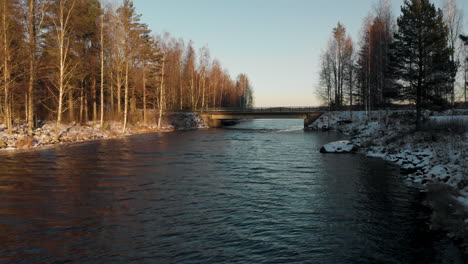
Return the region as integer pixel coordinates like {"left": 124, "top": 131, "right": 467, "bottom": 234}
{"left": 309, "top": 109, "right": 468, "bottom": 251}
{"left": 320, "top": 140, "right": 358, "bottom": 153}
{"left": 0, "top": 112, "right": 207, "bottom": 151}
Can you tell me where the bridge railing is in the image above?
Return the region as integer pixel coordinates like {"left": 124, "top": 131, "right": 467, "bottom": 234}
{"left": 203, "top": 107, "right": 328, "bottom": 113}
{"left": 202, "top": 104, "right": 456, "bottom": 113}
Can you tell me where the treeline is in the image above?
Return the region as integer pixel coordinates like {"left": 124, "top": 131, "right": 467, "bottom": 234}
{"left": 318, "top": 0, "right": 467, "bottom": 129}
{"left": 0, "top": 0, "right": 254, "bottom": 136}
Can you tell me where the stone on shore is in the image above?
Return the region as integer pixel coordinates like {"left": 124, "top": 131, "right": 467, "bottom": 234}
{"left": 15, "top": 136, "right": 35, "bottom": 148}
{"left": 320, "top": 140, "right": 358, "bottom": 153}
{"left": 0, "top": 138, "right": 7, "bottom": 149}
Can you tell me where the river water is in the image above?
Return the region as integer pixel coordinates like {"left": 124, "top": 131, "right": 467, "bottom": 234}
{"left": 0, "top": 120, "right": 463, "bottom": 263}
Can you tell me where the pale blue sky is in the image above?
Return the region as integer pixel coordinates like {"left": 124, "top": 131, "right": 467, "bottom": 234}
{"left": 135, "top": 0, "right": 467, "bottom": 107}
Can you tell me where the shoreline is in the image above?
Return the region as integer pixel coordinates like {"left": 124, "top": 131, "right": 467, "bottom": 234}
{"left": 0, "top": 112, "right": 207, "bottom": 153}
{"left": 0, "top": 130, "right": 171, "bottom": 154}
{"left": 309, "top": 110, "right": 468, "bottom": 253}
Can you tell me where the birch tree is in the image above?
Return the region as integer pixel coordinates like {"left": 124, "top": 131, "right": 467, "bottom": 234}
{"left": 318, "top": 22, "right": 354, "bottom": 108}
{"left": 199, "top": 46, "right": 210, "bottom": 110}
{"left": 182, "top": 42, "right": 196, "bottom": 110}
{"left": 461, "top": 34, "right": 468, "bottom": 103}
{"left": 99, "top": 9, "right": 104, "bottom": 127}
{"left": 157, "top": 53, "right": 166, "bottom": 129}
{"left": 443, "top": 0, "right": 463, "bottom": 106}
{"left": 49, "top": 0, "right": 76, "bottom": 140}
{"left": 116, "top": 0, "right": 140, "bottom": 132}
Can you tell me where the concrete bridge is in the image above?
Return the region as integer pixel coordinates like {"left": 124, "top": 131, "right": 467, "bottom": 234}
{"left": 199, "top": 107, "right": 324, "bottom": 128}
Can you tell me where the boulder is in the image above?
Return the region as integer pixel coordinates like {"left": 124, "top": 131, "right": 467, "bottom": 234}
{"left": 320, "top": 140, "right": 358, "bottom": 153}
{"left": 0, "top": 138, "right": 7, "bottom": 148}
{"left": 15, "top": 136, "right": 35, "bottom": 148}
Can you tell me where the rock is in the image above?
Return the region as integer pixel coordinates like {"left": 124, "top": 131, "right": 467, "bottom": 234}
{"left": 400, "top": 165, "right": 419, "bottom": 175}
{"left": 427, "top": 165, "right": 448, "bottom": 179}
{"left": 42, "top": 134, "right": 53, "bottom": 143}
{"left": 320, "top": 140, "right": 358, "bottom": 153}
{"left": 0, "top": 138, "right": 7, "bottom": 148}
{"left": 15, "top": 136, "right": 35, "bottom": 148}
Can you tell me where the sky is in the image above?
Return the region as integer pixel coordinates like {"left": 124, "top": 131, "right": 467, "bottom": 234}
{"left": 135, "top": 0, "right": 468, "bottom": 107}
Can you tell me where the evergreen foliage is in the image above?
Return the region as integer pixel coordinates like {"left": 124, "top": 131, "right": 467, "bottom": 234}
{"left": 390, "top": 0, "right": 457, "bottom": 128}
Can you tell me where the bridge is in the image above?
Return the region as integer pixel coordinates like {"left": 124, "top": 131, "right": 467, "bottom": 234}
{"left": 199, "top": 107, "right": 324, "bottom": 128}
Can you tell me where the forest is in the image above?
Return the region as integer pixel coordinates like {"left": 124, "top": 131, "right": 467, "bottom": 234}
{"left": 318, "top": 0, "right": 468, "bottom": 129}
{"left": 0, "top": 0, "right": 254, "bottom": 137}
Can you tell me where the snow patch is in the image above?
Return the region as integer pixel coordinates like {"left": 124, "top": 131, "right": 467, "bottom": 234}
{"left": 320, "top": 140, "right": 357, "bottom": 153}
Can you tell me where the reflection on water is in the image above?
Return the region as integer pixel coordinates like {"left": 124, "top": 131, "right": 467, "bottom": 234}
{"left": 0, "top": 120, "right": 463, "bottom": 263}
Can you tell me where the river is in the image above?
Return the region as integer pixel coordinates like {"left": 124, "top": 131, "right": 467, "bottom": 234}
{"left": 0, "top": 120, "right": 463, "bottom": 263}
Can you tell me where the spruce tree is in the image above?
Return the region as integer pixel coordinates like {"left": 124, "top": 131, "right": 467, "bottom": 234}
{"left": 390, "top": 0, "right": 456, "bottom": 130}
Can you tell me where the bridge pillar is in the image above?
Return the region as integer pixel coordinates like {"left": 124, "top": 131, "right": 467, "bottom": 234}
{"left": 304, "top": 113, "right": 322, "bottom": 128}
{"left": 208, "top": 119, "right": 223, "bottom": 128}
{"left": 200, "top": 115, "right": 223, "bottom": 128}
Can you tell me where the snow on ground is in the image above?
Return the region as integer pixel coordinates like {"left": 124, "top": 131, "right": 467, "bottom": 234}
{"left": 320, "top": 140, "right": 357, "bottom": 153}
{"left": 430, "top": 115, "right": 468, "bottom": 122}
{"left": 0, "top": 112, "right": 207, "bottom": 151}
{"left": 311, "top": 110, "right": 467, "bottom": 190}
{"left": 310, "top": 109, "right": 468, "bottom": 247}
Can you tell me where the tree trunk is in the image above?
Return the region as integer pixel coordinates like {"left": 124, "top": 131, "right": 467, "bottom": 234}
{"left": 465, "top": 50, "right": 467, "bottom": 103}
{"left": 143, "top": 65, "right": 147, "bottom": 125}
{"left": 100, "top": 14, "right": 104, "bottom": 128}
{"left": 213, "top": 79, "right": 217, "bottom": 109}
{"left": 158, "top": 55, "right": 165, "bottom": 130}
{"left": 80, "top": 85, "right": 84, "bottom": 123}
{"left": 416, "top": 70, "right": 423, "bottom": 131}
{"left": 201, "top": 71, "right": 206, "bottom": 110}
{"left": 179, "top": 77, "right": 183, "bottom": 111}
{"left": 190, "top": 71, "right": 195, "bottom": 110}
{"left": 2, "top": 1, "right": 12, "bottom": 134}
{"left": 27, "top": 0, "right": 36, "bottom": 135}
{"left": 55, "top": 31, "right": 65, "bottom": 140}
{"left": 117, "top": 73, "right": 121, "bottom": 113}
{"left": 54, "top": 1, "right": 74, "bottom": 140}
{"left": 349, "top": 67, "right": 353, "bottom": 121}
{"left": 92, "top": 77, "right": 97, "bottom": 121}
{"left": 68, "top": 88, "right": 74, "bottom": 121}
{"left": 122, "top": 61, "right": 129, "bottom": 133}
{"left": 110, "top": 71, "right": 114, "bottom": 115}
{"left": 84, "top": 93, "right": 89, "bottom": 123}
{"left": 56, "top": 65, "right": 64, "bottom": 140}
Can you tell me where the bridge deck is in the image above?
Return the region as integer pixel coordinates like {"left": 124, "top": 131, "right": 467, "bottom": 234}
{"left": 199, "top": 108, "right": 324, "bottom": 128}
{"left": 204, "top": 112, "right": 312, "bottom": 119}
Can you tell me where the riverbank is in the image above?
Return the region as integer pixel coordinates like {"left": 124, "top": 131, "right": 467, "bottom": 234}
{"left": 0, "top": 112, "right": 207, "bottom": 151}
{"left": 308, "top": 109, "right": 468, "bottom": 252}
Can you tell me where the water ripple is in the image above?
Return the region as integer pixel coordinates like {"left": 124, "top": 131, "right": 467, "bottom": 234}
{"left": 0, "top": 120, "right": 462, "bottom": 263}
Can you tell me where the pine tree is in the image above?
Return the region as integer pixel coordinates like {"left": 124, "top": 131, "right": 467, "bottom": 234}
{"left": 390, "top": 0, "right": 456, "bottom": 130}
{"left": 116, "top": 0, "right": 147, "bottom": 132}
{"left": 71, "top": 0, "right": 101, "bottom": 123}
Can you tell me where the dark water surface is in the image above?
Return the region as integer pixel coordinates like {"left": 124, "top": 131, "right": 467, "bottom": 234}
{"left": 0, "top": 120, "right": 463, "bottom": 263}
